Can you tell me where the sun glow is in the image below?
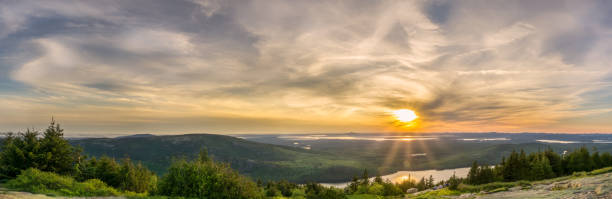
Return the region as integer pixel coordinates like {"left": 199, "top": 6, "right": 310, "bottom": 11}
{"left": 392, "top": 109, "right": 418, "bottom": 123}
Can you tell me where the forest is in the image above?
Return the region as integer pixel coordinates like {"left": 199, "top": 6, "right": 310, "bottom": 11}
{"left": 1, "top": 121, "right": 611, "bottom": 199}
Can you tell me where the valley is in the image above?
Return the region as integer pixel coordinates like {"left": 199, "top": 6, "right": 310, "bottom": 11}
{"left": 70, "top": 133, "right": 612, "bottom": 183}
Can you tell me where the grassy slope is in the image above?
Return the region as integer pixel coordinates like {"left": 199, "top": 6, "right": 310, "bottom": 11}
{"left": 71, "top": 134, "right": 369, "bottom": 183}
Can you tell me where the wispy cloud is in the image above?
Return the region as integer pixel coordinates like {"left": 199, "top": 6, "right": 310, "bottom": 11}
{"left": 0, "top": 0, "right": 611, "bottom": 134}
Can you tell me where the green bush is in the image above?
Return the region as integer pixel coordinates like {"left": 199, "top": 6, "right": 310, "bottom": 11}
{"left": 157, "top": 150, "right": 264, "bottom": 199}
{"left": 75, "top": 156, "right": 157, "bottom": 193}
{"left": 5, "top": 168, "right": 120, "bottom": 197}
{"left": 291, "top": 188, "right": 306, "bottom": 199}
{"left": 367, "top": 183, "right": 383, "bottom": 195}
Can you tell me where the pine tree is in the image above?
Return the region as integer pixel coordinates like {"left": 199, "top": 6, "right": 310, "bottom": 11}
{"left": 592, "top": 151, "right": 602, "bottom": 169}
{"left": 518, "top": 149, "right": 529, "bottom": 180}
{"left": 467, "top": 161, "right": 479, "bottom": 184}
{"left": 447, "top": 172, "right": 460, "bottom": 190}
{"left": 544, "top": 148, "right": 562, "bottom": 177}
{"left": 360, "top": 169, "right": 369, "bottom": 186}
{"left": 416, "top": 177, "right": 426, "bottom": 190}
{"left": 601, "top": 152, "right": 612, "bottom": 167}
{"left": 503, "top": 150, "right": 521, "bottom": 181}
{"left": 347, "top": 176, "right": 360, "bottom": 194}
{"left": 479, "top": 164, "right": 494, "bottom": 184}
{"left": 0, "top": 120, "right": 81, "bottom": 179}
{"left": 39, "top": 119, "right": 79, "bottom": 175}
{"left": 374, "top": 174, "right": 383, "bottom": 184}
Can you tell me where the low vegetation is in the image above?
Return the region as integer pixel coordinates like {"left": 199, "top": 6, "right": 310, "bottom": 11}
{"left": 157, "top": 150, "right": 264, "bottom": 198}
{"left": 5, "top": 168, "right": 122, "bottom": 197}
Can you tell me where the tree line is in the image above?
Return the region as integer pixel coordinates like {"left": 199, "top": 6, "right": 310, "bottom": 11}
{"left": 465, "top": 147, "right": 612, "bottom": 185}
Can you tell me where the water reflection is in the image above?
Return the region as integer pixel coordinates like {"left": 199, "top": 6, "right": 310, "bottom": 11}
{"left": 321, "top": 167, "right": 470, "bottom": 188}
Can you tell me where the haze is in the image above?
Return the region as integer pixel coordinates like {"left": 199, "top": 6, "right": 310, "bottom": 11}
{"left": 1, "top": 0, "right": 612, "bottom": 135}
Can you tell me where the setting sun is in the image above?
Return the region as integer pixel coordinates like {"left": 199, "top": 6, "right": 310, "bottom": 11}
{"left": 392, "top": 109, "right": 419, "bottom": 123}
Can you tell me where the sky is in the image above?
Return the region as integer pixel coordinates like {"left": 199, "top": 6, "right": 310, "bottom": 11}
{"left": 1, "top": 0, "right": 612, "bottom": 135}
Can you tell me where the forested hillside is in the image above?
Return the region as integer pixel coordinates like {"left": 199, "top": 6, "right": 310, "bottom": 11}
{"left": 70, "top": 134, "right": 369, "bottom": 183}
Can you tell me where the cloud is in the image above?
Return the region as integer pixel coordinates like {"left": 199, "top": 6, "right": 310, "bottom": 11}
{"left": 1, "top": 0, "right": 612, "bottom": 134}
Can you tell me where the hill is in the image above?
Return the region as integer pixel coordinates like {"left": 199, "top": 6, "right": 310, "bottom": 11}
{"left": 70, "top": 133, "right": 612, "bottom": 183}
{"left": 242, "top": 133, "right": 612, "bottom": 173}
{"left": 70, "top": 134, "right": 368, "bottom": 183}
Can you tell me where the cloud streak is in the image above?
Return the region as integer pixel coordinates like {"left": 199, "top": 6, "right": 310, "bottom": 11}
{"left": 0, "top": 0, "right": 611, "bottom": 134}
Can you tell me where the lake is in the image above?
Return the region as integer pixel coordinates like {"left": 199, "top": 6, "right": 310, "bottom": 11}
{"left": 321, "top": 167, "right": 470, "bottom": 188}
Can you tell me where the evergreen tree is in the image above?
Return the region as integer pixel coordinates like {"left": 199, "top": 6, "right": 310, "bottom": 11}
{"left": 601, "top": 152, "right": 612, "bottom": 167}
{"left": 0, "top": 120, "right": 80, "bottom": 179}
{"left": 544, "top": 148, "right": 563, "bottom": 177}
{"left": 416, "top": 177, "right": 426, "bottom": 190}
{"left": 503, "top": 150, "right": 520, "bottom": 181}
{"left": 38, "top": 119, "right": 79, "bottom": 175}
{"left": 479, "top": 164, "right": 494, "bottom": 184}
{"left": 528, "top": 154, "right": 554, "bottom": 180}
{"left": 447, "top": 172, "right": 460, "bottom": 190}
{"left": 518, "top": 149, "right": 529, "bottom": 180}
{"left": 0, "top": 131, "right": 39, "bottom": 179}
{"left": 346, "top": 176, "right": 359, "bottom": 194}
{"left": 592, "top": 151, "right": 602, "bottom": 169}
{"left": 566, "top": 147, "right": 595, "bottom": 173}
{"left": 467, "top": 161, "right": 479, "bottom": 184}
{"left": 381, "top": 179, "right": 402, "bottom": 196}
{"left": 374, "top": 174, "right": 383, "bottom": 184}
{"left": 360, "top": 169, "right": 369, "bottom": 186}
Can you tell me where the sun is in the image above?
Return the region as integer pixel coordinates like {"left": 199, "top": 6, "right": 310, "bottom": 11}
{"left": 392, "top": 109, "right": 418, "bottom": 123}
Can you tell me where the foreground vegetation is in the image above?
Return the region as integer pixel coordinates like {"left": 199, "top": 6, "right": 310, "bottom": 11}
{"left": 1, "top": 120, "right": 611, "bottom": 198}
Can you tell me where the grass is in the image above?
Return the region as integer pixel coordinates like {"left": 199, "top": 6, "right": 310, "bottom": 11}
{"left": 455, "top": 181, "right": 531, "bottom": 193}
{"left": 410, "top": 188, "right": 462, "bottom": 199}
{"left": 4, "top": 168, "right": 145, "bottom": 197}
{"left": 588, "top": 167, "right": 612, "bottom": 175}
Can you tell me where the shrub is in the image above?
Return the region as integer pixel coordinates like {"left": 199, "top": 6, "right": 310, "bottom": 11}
{"left": 5, "top": 168, "right": 119, "bottom": 197}
{"left": 157, "top": 150, "right": 264, "bottom": 199}
{"left": 117, "top": 158, "right": 157, "bottom": 193}
{"left": 291, "top": 188, "right": 306, "bottom": 199}
{"left": 367, "top": 183, "right": 383, "bottom": 195}
{"left": 75, "top": 156, "right": 157, "bottom": 193}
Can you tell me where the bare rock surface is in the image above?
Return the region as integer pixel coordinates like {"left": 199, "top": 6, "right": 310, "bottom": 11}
{"left": 476, "top": 173, "right": 612, "bottom": 199}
